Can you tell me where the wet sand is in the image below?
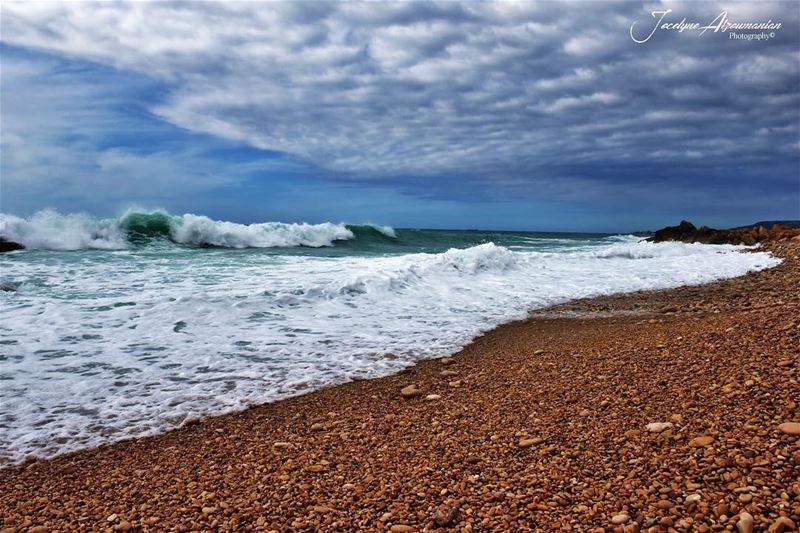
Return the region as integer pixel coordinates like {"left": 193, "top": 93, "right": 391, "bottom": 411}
{"left": 1, "top": 242, "right": 798, "bottom": 532}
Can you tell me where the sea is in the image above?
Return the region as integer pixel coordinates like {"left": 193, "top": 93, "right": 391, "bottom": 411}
{"left": 0, "top": 209, "right": 781, "bottom": 464}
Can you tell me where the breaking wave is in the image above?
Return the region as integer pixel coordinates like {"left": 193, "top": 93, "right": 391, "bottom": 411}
{"left": 0, "top": 209, "right": 397, "bottom": 250}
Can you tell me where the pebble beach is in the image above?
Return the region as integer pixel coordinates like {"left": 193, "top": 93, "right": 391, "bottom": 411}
{"left": 1, "top": 240, "right": 798, "bottom": 532}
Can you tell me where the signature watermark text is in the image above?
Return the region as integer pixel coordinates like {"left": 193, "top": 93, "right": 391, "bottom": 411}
{"left": 630, "top": 10, "right": 782, "bottom": 44}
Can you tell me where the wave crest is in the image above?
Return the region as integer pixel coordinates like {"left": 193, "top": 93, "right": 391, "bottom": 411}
{"left": 172, "top": 214, "right": 354, "bottom": 248}
{"left": 0, "top": 209, "right": 397, "bottom": 250}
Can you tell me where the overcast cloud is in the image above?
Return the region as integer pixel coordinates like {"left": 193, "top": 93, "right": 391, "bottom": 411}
{"left": 1, "top": 1, "right": 798, "bottom": 228}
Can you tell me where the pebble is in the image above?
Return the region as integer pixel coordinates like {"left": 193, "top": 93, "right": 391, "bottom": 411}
{"left": 646, "top": 422, "right": 673, "bottom": 433}
{"left": 777, "top": 422, "right": 800, "bottom": 435}
{"left": 433, "top": 505, "right": 458, "bottom": 527}
{"left": 310, "top": 422, "right": 324, "bottom": 431}
{"left": 28, "top": 528, "right": 47, "bottom": 533}
{"left": 440, "top": 357, "right": 454, "bottom": 365}
{"left": 713, "top": 503, "right": 729, "bottom": 518}
{"left": 688, "top": 435, "right": 714, "bottom": 447}
{"left": 400, "top": 385, "right": 423, "bottom": 398}
{"left": 738, "top": 493, "right": 753, "bottom": 504}
{"left": 611, "top": 513, "right": 630, "bottom": 525}
{"left": 736, "top": 512, "right": 754, "bottom": 533}
{"left": 534, "top": 349, "right": 545, "bottom": 355}
{"left": 390, "top": 525, "right": 415, "bottom": 532}
{"left": 273, "top": 441, "right": 291, "bottom": 448}
{"left": 440, "top": 370, "right": 458, "bottom": 377}
{"left": 518, "top": 437, "right": 543, "bottom": 448}
{"left": 424, "top": 394, "right": 441, "bottom": 401}
{"left": 769, "top": 517, "right": 797, "bottom": 532}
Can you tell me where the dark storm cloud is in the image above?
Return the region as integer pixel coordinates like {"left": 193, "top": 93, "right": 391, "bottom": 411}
{"left": 1, "top": 1, "right": 798, "bottom": 216}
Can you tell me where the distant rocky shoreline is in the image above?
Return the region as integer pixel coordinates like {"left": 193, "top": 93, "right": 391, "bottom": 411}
{"left": 648, "top": 220, "right": 800, "bottom": 245}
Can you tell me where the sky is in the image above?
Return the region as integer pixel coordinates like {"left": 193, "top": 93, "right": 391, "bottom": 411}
{"left": 1, "top": 1, "right": 798, "bottom": 232}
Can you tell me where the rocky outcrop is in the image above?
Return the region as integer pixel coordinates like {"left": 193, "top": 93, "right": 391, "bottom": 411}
{"left": 0, "top": 238, "right": 24, "bottom": 253}
{"left": 649, "top": 220, "right": 800, "bottom": 245}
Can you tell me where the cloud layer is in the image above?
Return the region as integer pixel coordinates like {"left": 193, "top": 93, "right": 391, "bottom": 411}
{"left": 1, "top": 1, "right": 798, "bottom": 224}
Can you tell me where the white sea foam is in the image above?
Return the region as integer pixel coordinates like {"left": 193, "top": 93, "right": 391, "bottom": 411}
{"left": 0, "top": 237, "right": 780, "bottom": 463}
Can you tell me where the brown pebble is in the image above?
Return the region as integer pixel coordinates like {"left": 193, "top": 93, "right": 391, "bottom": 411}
{"left": 400, "top": 385, "right": 423, "bottom": 398}
{"left": 688, "top": 435, "right": 714, "bottom": 447}
{"left": 433, "top": 505, "right": 458, "bottom": 527}
{"left": 777, "top": 422, "right": 800, "bottom": 435}
{"left": 390, "top": 525, "right": 415, "bottom": 532}
{"left": 737, "top": 512, "right": 754, "bottom": 533}
{"left": 611, "top": 513, "right": 629, "bottom": 525}
{"left": 768, "top": 516, "right": 797, "bottom": 533}
{"left": 647, "top": 422, "right": 673, "bottom": 433}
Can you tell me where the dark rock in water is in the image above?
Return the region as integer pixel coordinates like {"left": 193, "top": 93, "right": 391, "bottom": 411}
{"left": 0, "top": 280, "right": 21, "bottom": 292}
{"left": 0, "top": 239, "right": 24, "bottom": 253}
{"left": 650, "top": 220, "right": 697, "bottom": 243}
{"left": 648, "top": 221, "right": 800, "bottom": 245}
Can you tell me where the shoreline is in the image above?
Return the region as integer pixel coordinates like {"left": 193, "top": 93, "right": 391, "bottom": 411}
{"left": 2, "top": 241, "right": 798, "bottom": 531}
{"left": 0, "top": 241, "right": 779, "bottom": 467}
